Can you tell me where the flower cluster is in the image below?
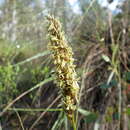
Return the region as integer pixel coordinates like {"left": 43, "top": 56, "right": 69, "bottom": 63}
{"left": 47, "top": 15, "right": 79, "bottom": 120}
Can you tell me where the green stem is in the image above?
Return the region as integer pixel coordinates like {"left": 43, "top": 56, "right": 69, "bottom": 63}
{"left": 72, "top": 114, "right": 77, "bottom": 130}
{"left": 7, "top": 108, "right": 63, "bottom": 112}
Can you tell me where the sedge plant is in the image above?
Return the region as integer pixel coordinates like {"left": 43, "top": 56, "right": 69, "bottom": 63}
{"left": 47, "top": 15, "right": 79, "bottom": 130}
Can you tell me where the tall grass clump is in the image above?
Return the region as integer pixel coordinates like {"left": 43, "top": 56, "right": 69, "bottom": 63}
{"left": 47, "top": 15, "right": 79, "bottom": 128}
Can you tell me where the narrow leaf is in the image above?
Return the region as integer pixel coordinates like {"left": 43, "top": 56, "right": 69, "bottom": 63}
{"left": 102, "top": 54, "right": 110, "bottom": 63}
{"left": 78, "top": 108, "right": 91, "bottom": 116}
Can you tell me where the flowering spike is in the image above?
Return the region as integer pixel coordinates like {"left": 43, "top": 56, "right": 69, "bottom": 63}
{"left": 47, "top": 15, "right": 79, "bottom": 120}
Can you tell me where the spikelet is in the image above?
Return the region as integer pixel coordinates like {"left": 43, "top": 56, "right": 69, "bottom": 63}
{"left": 47, "top": 15, "right": 79, "bottom": 120}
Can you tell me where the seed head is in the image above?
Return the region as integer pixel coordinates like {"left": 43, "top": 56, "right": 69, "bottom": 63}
{"left": 47, "top": 15, "right": 79, "bottom": 120}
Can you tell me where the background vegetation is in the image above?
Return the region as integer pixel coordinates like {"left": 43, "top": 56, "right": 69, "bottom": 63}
{"left": 0, "top": 0, "right": 130, "bottom": 130}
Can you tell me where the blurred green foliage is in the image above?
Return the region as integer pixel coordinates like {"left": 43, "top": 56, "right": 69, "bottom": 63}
{"left": 0, "top": 39, "right": 51, "bottom": 106}
{"left": 0, "top": 64, "right": 19, "bottom": 104}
